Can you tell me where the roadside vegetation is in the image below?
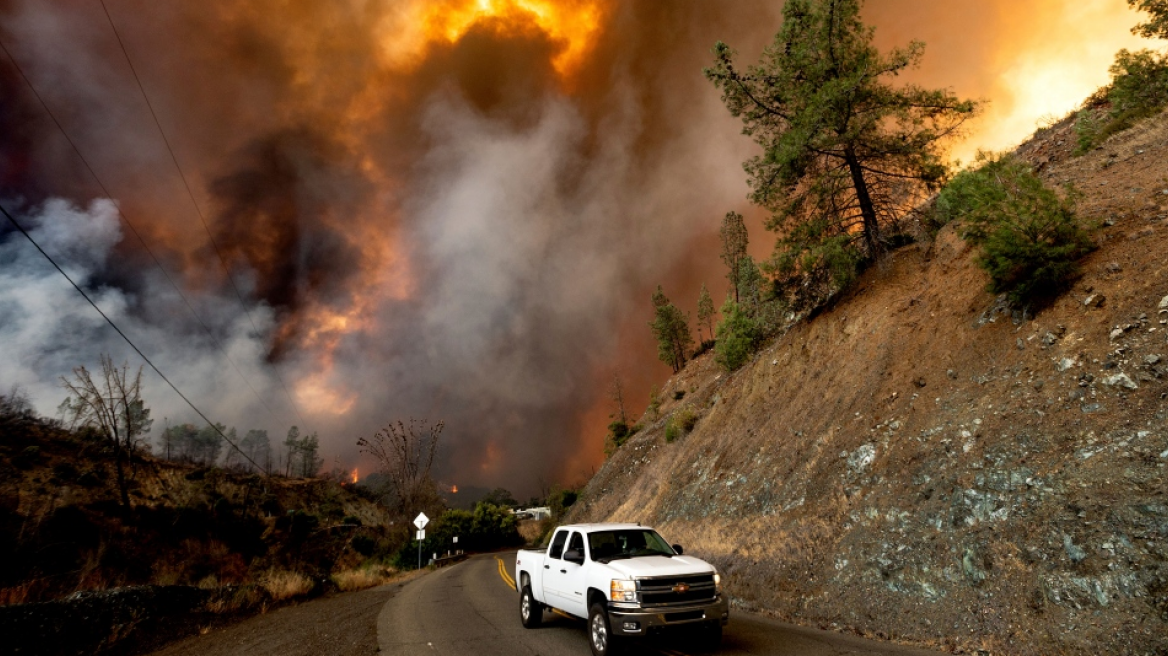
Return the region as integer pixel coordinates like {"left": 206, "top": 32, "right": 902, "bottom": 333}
{"left": 933, "top": 153, "right": 1095, "bottom": 309}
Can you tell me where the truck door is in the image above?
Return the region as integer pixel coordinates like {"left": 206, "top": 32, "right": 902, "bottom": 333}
{"left": 541, "top": 530, "right": 569, "bottom": 607}
{"left": 544, "top": 530, "right": 587, "bottom": 617}
{"left": 557, "top": 531, "right": 589, "bottom": 618}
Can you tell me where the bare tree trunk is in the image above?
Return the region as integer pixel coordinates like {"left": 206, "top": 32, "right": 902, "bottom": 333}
{"left": 845, "top": 146, "right": 882, "bottom": 258}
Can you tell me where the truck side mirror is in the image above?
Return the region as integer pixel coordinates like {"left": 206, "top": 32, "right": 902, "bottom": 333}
{"left": 672, "top": 544, "right": 684, "bottom": 555}
{"left": 563, "top": 548, "right": 584, "bottom": 564}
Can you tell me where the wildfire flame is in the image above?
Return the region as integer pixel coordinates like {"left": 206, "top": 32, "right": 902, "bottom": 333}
{"left": 452, "top": 484, "right": 459, "bottom": 493}
{"left": 351, "top": 468, "right": 359, "bottom": 484}
{"left": 378, "top": 0, "right": 605, "bottom": 79}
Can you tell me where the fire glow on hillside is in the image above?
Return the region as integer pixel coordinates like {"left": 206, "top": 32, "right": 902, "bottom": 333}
{"left": 0, "top": 0, "right": 1153, "bottom": 497}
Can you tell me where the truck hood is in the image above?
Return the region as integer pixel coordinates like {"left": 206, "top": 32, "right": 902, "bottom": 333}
{"left": 605, "top": 555, "right": 714, "bottom": 579}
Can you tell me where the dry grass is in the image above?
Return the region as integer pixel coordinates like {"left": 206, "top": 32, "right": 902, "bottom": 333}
{"left": 258, "top": 570, "right": 314, "bottom": 602}
{"left": 331, "top": 565, "right": 397, "bottom": 592}
{"left": 517, "top": 519, "right": 544, "bottom": 545}
{"left": 0, "top": 582, "right": 35, "bottom": 606}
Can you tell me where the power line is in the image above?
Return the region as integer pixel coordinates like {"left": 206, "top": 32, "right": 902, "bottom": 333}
{"left": 98, "top": 0, "right": 311, "bottom": 431}
{"left": 0, "top": 200, "right": 264, "bottom": 473}
{"left": 0, "top": 35, "right": 282, "bottom": 427}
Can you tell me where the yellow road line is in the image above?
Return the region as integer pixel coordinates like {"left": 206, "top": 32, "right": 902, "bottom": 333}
{"left": 552, "top": 608, "right": 574, "bottom": 619}
{"left": 494, "top": 557, "right": 516, "bottom": 589}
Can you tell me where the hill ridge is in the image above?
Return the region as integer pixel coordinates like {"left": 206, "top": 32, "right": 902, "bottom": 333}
{"left": 568, "top": 110, "right": 1168, "bottom": 656}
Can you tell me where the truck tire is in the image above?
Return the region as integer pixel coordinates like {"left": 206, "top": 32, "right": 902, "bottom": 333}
{"left": 588, "top": 602, "right": 621, "bottom": 656}
{"left": 520, "top": 585, "right": 542, "bottom": 628}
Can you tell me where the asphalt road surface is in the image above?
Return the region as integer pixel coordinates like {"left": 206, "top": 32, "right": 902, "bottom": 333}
{"left": 153, "top": 552, "right": 947, "bottom": 656}
{"left": 376, "top": 552, "right": 946, "bottom": 656}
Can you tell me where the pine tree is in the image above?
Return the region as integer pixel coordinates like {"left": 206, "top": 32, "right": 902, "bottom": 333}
{"left": 719, "top": 212, "right": 748, "bottom": 303}
{"left": 706, "top": 0, "right": 976, "bottom": 304}
{"left": 297, "top": 431, "right": 323, "bottom": 477}
{"left": 696, "top": 284, "right": 716, "bottom": 342}
{"left": 715, "top": 297, "right": 761, "bottom": 371}
{"left": 1129, "top": 0, "right": 1168, "bottom": 39}
{"left": 284, "top": 425, "right": 300, "bottom": 476}
{"left": 648, "top": 286, "right": 694, "bottom": 373}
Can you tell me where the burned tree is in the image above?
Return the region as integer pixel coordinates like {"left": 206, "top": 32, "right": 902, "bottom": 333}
{"left": 357, "top": 419, "right": 444, "bottom": 514}
{"left": 59, "top": 355, "right": 153, "bottom": 507}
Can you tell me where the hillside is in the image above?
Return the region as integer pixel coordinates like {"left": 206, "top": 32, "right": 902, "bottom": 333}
{"left": 568, "top": 110, "right": 1168, "bottom": 656}
{"left": 0, "top": 412, "right": 403, "bottom": 654}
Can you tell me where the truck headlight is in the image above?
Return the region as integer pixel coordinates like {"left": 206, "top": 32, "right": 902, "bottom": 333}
{"left": 610, "top": 579, "right": 636, "bottom": 602}
{"left": 714, "top": 572, "right": 722, "bottom": 593}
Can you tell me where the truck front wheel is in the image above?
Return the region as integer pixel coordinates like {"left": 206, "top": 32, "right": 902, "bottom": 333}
{"left": 588, "top": 602, "right": 621, "bottom": 656}
{"left": 520, "top": 585, "right": 542, "bottom": 628}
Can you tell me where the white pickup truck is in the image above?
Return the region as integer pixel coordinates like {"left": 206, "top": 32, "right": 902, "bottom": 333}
{"left": 514, "top": 523, "right": 728, "bottom": 655}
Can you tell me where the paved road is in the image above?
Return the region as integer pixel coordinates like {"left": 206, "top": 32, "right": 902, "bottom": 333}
{"left": 377, "top": 552, "right": 946, "bottom": 656}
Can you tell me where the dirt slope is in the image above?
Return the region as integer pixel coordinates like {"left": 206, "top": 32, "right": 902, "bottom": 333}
{"left": 568, "top": 111, "right": 1168, "bottom": 656}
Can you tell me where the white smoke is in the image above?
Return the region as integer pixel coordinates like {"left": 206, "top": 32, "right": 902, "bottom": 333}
{"left": 0, "top": 198, "right": 295, "bottom": 450}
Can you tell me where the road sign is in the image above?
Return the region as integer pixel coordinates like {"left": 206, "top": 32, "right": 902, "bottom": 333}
{"left": 414, "top": 512, "right": 429, "bottom": 530}
{"left": 453, "top": 536, "right": 458, "bottom": 544}
{"left": 416, "top": 529, "right": 425, "bottom": 540}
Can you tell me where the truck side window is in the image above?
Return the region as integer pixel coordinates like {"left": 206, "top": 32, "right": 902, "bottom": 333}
{"left": 549, "top": 530, "right": 567, "bottom": 559}
{"left": 567, "top": 531, "right": 584, "bottom": 557}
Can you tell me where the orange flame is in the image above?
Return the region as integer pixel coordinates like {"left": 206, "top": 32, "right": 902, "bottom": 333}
{"left": 378, "top": 0, "right": 605, "bottom": 79}
{"left": 351, "top": 468, "right": 359, "bottom": 484}
{"left": 452, "top": 484, "right": 459, "bottom": 493}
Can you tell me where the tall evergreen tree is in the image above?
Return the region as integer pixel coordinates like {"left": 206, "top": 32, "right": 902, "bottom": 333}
{"left": 706, "top": 0, "right": 976, "bottom": 304}
{"left": 296, "top": 432, "right": 323, "bottom": 477}
{"left": 696, "top": 284, "right": 716, "bottom": 342}
{"left": 284, "top": 425, "right": 300, "bottom": 476}
{"left": 648, "top": 286, "right": 694, "bottom": 373}
{"left": 719, "top": 212, "right": 749, "bottom": 303}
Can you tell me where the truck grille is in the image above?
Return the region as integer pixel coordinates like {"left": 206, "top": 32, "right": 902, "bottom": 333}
{"left": 637, "top": 574, "right": 716, "bottom": 607}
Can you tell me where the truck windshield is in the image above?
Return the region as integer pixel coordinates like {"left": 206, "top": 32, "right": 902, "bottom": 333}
{"left": 588, "top": 530, "right": 676, "bottom": 562}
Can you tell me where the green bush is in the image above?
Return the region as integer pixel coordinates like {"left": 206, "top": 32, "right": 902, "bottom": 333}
{"left": 714, "top": 298, "right": 761, "bottom": 371}
{"left": 664, "top": 407, "right": 698, "bottom": 443}
{"left": 937, "top": 154, "right": 1094, "bottom": 307}
{"left": 1076, "top": 48, "right": 1168, "bottom": 153}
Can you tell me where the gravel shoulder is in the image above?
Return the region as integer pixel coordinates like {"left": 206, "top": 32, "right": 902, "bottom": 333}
{"left": 147, "top": 573, "right": 422, "bottom": 656}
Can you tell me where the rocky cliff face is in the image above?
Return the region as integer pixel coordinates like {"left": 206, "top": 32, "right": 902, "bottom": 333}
{"left": 567, "top": 112, "right": 1168, "bottom": 656}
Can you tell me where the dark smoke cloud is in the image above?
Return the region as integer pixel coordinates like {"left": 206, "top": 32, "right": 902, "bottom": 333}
{"left": 0, "top": 1, "right": 1142, "bottom": 497}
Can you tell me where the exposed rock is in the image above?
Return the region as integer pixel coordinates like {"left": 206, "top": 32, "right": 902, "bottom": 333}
{"left": 1084, "top": 294, "right": 1106, "bottom": 308}
{"left": 847, "top": 444, "right": 877, "bottom": 473}
{"left": 1102, "top": 373, "right": 1138, "bottom": 390}
{"left": 1056, "top": 358, "right": 1077, "bottom": 372}
{"left": 1063, "top": 535, "right": 1088, "bottom": 564}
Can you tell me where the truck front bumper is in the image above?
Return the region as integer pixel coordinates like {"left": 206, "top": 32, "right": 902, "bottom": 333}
{"left": 607, "top": 595, "right": 729, "bottom": 636}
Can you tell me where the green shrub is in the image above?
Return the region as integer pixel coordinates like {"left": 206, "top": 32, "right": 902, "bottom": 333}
{"left": 937, "top": 154, "right": 1094, "bottom": 308}
{"left": 646, "top": 386, "right": 661, "bottom": 421}
{"left": 1076, "top": 48, "right": 1168, "bottom": 153}
{"left": 714, "top": 298, "right": 761, "bottom": 371}
{"left": 664, "top": 422, "right": 680, "bottom": 443}
{"left": 664, "top": 407, "right": 698, "bottom": 443}
{"left": 604, "top": 420, "right": 634, "bottom": 457}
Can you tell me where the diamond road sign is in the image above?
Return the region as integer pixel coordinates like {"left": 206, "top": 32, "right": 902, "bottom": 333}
{"left": 414, "top": 512, "right": 429, "bottom": 530}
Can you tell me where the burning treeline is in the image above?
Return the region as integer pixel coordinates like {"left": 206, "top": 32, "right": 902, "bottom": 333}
{"left": 0, "top": 0, "right": 1150, "bottom": 497}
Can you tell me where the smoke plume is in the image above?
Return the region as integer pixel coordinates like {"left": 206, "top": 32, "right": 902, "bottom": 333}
{"left": 0, "top": 0, "right": 1150, "bottom": 496}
